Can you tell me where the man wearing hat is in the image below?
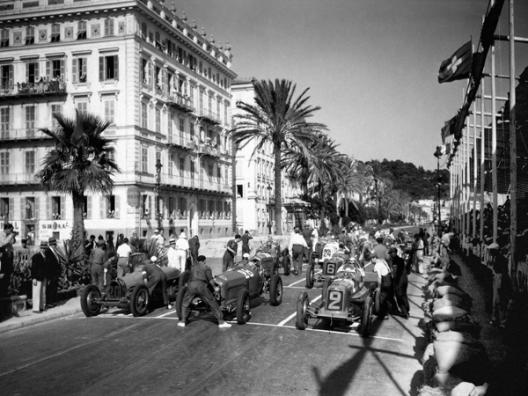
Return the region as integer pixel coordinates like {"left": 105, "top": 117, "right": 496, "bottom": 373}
{"left": 89, "top": 238, "right": 106, "bottom": 291}
{"left": 174, "top": 232, "right": 189, "bottom": 272}
{"left": 0, "top": 223, "right": 16, "bottom": 297}
{"left": 167, "top": 237, "right": 178, "bottom": 269}
{"left": 44, "top": 237, "right": 61, "bottom": 306}
{"left": 223, "top": 234, "right": 241, "bottom": 272}
{"left": 31, "top": 241, "right": 48, "bottom": 312}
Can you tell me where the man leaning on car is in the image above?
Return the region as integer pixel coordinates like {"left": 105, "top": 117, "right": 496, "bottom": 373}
{"left": 178, "top": 255, "right": 231, "bottom": 329}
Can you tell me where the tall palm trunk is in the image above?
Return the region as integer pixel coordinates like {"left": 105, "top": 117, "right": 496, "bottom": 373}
{"left": 231, "top": 138, "right": 237, "bottom": 233}
{"left": 274, "top": 143, "right": 282, "bottom": 235}
{"left": 71, "top": 191, "right": 85, "bottom": 254}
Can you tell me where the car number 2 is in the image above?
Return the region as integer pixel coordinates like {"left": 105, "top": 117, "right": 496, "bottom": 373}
{"left": 237, "top": 269, "right": 254, "bottom": 279}
{"left": 327, "top": 290, "right": 342, "bottom": 310}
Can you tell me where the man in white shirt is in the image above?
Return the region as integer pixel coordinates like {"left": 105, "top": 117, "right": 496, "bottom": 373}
{"left": 167, "top": 238, "right": 179, "bottom": 270}
{"left": 151, "top": 228, "right": 164, "bottom": 249}
{"left": 116, "top": 238, "right": 132, "bottom": 276}
{"left": 289, "top": 226, "right": 308, "bottom": 275}
{"left": 174, "top": 233, "right": 189, "bottom": 272}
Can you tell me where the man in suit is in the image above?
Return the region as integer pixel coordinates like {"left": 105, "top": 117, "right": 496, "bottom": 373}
{"left": 45, "top": 237, "right": 62, "bottom": 307}
{"left": 31, "top": 241, "right": 48, "bottom": 312}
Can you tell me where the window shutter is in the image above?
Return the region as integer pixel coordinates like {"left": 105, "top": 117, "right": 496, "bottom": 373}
{"left": 35, "top": 196, "right": 40, "bottom": 220}
{"left": 114, "top": 195, "right": 120, "bottom": 219}
{"left": 20, "top": 197, "right": 25, "bottom": 220}
{"left": 113, "top": 55, "right": 119, "bottom": 80}
{"left": 100, "top": 195, "right": 106, "bottom": 219}
{"left": 47, "top": 196, "right": 52, "bottom": 221}
{"left": 25, "top": 63, "right": 29, "bottom": 82}
{"left": 8, "top": 65, "right": 13, "bottom": 88}
{"left": 61, "top": 195, "right": 66, "bottom": 219}
{"left": 35, "top": 63, "right": 39, "bottom": 80}
{"left": 59, "top": 60, "right": 65, "bottom": 79}
{"left": 46, "top": 60, "right": 50, "bottom": 79}
{"left": 148, "top": 62, "right": 152, "bottom": 88}
{"left": 87, "top": 195, "right": 92, "bottom": 219}
{"left": 81, "top": 58, "right": 87, "bottom": 80}
{"left": 99, "top": 57, "right": 104, "bottom": 81}
{"left": 72, "top": 58, "right": 77, "bottom": 83}
{"left": 149, "top": 196, "right": 153, "bottom": 219}
{"left": 8, "top": 197, "right": 14, "bottom": 220}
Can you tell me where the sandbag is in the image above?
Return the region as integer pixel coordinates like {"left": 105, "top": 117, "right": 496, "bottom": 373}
{"left": 432, "top": 305, "right": 468, "bottom": 322}
{"left": 434, "top": 330, "right": 478, "bottom": 344}
{"left": 432, "top": 294, "right": 471, "bottom": 312}
{"left": 434, "top": 320, "right": 480, "bottom": 338}
{"left": 435, "top": 285, "right": 469, "bottom": 299}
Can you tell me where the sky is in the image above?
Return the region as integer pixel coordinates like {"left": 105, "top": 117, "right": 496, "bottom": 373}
{"left": 173, "top": 0, "right": 528, "bottom": 170}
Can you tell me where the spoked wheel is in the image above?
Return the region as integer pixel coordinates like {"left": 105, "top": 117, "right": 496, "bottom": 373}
{"left": 80, "top": 285, "right": 102, "bottom": 317}
{"left": 130, "top": 285, "right": 149, "bottom": 317}
{"left": 360, "top": 294, "right": 373, "bottom": 337}
{"left": 236, "top": 289, "right": 251, "bottom": 324}
{"left": 295, "top": 291, "right": 309, "bottom": 330}
{"left": 269, "top": 275, "right": 283, "bottom": 306}
{"left": 305, "top": 264, "right": 314, "bottom": 289}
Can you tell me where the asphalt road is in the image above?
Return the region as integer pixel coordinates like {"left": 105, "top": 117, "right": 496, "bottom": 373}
{"left": 0, "top": 264, "right": 428, "bottom": 396}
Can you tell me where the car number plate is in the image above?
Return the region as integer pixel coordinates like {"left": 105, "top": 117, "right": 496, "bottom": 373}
{"left": 327, "top": 290, "right": 343, "bottom": 311}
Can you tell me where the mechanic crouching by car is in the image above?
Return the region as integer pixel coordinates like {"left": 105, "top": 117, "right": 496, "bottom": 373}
{"left": 178, "top": 255, "right": 231, "bottom": 329}
{"left": 289, "top": 226, "right": 308, "bottom": 275}
{"left": 143, "top": 256, "right": 171, "bottom": 310}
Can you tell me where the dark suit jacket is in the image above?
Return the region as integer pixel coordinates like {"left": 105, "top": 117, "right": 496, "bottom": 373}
{"left": 44, "top": 248, "right": 61, "bottom": 280}
{"left": 31, "top": 252, "right": 46, "bottom": 281}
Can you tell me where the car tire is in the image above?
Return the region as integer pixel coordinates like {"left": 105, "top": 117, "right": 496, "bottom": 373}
{"left": 360, "top": 294, "right": 373, "bottom": 338}
{"left": 305, "top": 264, "right": 314, "bottom": 289}
{"left": 295, "top": 291, "right": 309, "bottom": 330}
{"left": 176, "top": 286, "right": 188, "bottom": 320}
{"left": 282, "top": 254, "right": 290, "bottom": 276}
{"left": 236, "top": 288, "right": 250, "bottom": 324}
{"left": 80, "top": 285, "right": 102, "bottom": 317}
{"left": 269, "top": 275, "right": 283, "bottom": 306}
{"left": 130, "top": 285, "right": 149, "bottom": 317}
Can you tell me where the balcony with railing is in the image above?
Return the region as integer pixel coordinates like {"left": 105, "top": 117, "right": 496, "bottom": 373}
{"left": 167, "top": 133, "right": 193, "bottom": 150}
{"left": 167, "top": 91, "right": 194, "bottom": 113}
{"left": 0, "top": 173, "right": 40, "bottom": 184}
{"left": 0, "top": 79, "right": 66, "bottom": 101}
{"left": 198, "top": 109, "right": 220, "bottom": 125}
{"left": 160, "top": 173, "right": 231, "bottom": 195}
{"left": 0, "top": 128, "right": 52, "bottom": 141}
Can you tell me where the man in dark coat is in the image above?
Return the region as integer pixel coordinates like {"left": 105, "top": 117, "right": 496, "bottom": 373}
{"left": 222, "top": 234, "right": 241, "bottom": 272}
{"left": 389, "top": 247, "right": 409, "bottom": 318}
{"left": 188, "top": 235, "right": 200, "bottom": 262}
{"left": 31, "top": 241, "right": 48, "bottom": 312}
{"left": 0, "top": 223, "right": 16, "bottom": 297}
{"left": 241, "top": 231, "right": 252, "bottom": 255}
{"left": 44, "top": 237, "right": 62, "bottom": 306}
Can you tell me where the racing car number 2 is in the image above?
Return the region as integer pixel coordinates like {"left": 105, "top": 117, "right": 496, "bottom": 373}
{"left": 327, "top": 290, "right": 343, "bottom": 310}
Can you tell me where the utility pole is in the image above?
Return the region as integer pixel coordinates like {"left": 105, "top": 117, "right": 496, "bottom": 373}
{"left": 155, "top": 158, "right": 162, "bottom": 232}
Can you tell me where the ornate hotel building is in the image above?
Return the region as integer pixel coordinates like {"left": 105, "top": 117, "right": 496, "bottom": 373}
{"left": 0, "top": 0, "right": 236, "bottom": 243}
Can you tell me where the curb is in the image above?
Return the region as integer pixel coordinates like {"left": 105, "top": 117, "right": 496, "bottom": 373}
{"left": 0, "top": 297, "right": 82, "bottom": 334}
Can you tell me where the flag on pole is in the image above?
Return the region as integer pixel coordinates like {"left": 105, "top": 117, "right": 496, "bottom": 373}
{"left": 438, "top": 40, "right": 473, "bottom": 83}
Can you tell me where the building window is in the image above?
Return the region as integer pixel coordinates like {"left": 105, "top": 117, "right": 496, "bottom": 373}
{"left": 51, "top": 104, "right": 62, "bottom": 128}
{"left": 0, "top": 30, "right": 9, "bottom": 47}
{"left": 141, "top": 146, "right": 148, "bottom": 173}
{"left": 0, "top": 107, "right": 10, "bottom": 138}
{"left": 99, "top": 55, "right": 119, "bottom": 81}
{"left": 0, "top": 152, "right": 9, "bottom": 174}
{"left": 26, "top": 26, "right": 35, "bottom": 45}
{"left": 104, "top": 18, "right": 114, "bottom": 37}
{"left": 106, "top": 195, "right": 116, "bottom": 218}
{"left": 179, "top": 158, "right": 184, "bottom": 176}
{"left": 75, "top": 99, "right": 88, "bottom": 114}
{"left": 25, "top": 105, "right": 36, "bottom": 135}
{"left": 141, "top": 101, "right": 148, "bottom": 129}
{"left": 168, "top": 155, "right": 174, "bottom": 176}
{"left": 72, "top": 57, "right": 87, "bottom": 83}
{"left": 140, "top": 58, "right": 148, "bottom": 86}
{"left": 77, "top": 21, "right": 87, "bottom": 40}
{"left": 51, "top": 24, "right": 60, "bottom": 42}
{"left": 25, "top": 61, "right": 39, "bottom": 84}
{"left": 0, "top": 64, "right": 12, "bottom": 90}
{"left": 103, "top": 99, "right": 115, "bottom": 124}
{"left": 25, "top": 150, "right": 35, "bottom": 174}
{"left": 155, "top": 106, "right": 161, "bottom": 133}
{"left": 51, "top": 196, "right": 62, "bottom": 219}
{"left": 179, "top": 117, "right": 185, "bottom": 135}
{"left": 47, "top": 58, "right": 65, "bottom": 79}
{"left": 224, "top": 102, "right": 229, "bottom": 125}
{"left": 0, "top": 197, "right": 9, "bottom": 219}
{"left": 24, "top": 197, "right": 35, "bottom": 220}
{"left": 140, "top": 22, "right": 147, "bottom": 39}
{"left": 167, "top": 111, "right": 173, "bottom": 138}
{"left": 190, "top": 161, "right": 195, "bottom": 176}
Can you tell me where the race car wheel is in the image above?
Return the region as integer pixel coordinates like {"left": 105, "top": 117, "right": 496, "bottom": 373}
{"left": 130, "top": 285, "right": 149, "bottom": 317}
{"left": 236, "top": 289, "right": 250, "bottom": 324}
{"left": 305, "top": 264, "right": 314, "bottom": 289}
{"left": 360, "top": 294, "right": 373, "bottom": 338}
{"left": 269, "top": 275, "right": 283, "bottom": 306}
{"left": 176, "top": 286, "right": 188, "bottom": 320}
{"left": 295, "top": 292, "right": 309, "bottom": 330}
{"left": 282, "top": 255, "right": 290, "bottom": 276}
{"left": 80, "top": 285, "right": 102, "bottom": 317}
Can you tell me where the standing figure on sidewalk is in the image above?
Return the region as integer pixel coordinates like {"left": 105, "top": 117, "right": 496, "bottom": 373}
{"left": 289, "top": 226, "right": 308, "bottom": 276}
{"left": 89, "top": 239, "right": 106, "bottom": 291}
{"left": 143, "top": 256, "right": 170, "bottom": 309}
{"left": 302, "top": 224, "right": 313, "bottom": 265}
{"left": 0, "top": 223, "right": 16, "bottom": 297}
{"left": 188, "top": 235, "right": 200, "bottom": 262}
{"left": 222, "top": 234, "right": 241, "bottom": 272}
{"left": 31, "top": 241, "right": 48, "bottom": 312}
{"left": 389, "top": 247, "right": 409, "bottom": 319}
{"left": 45, "top": 237, "right": 62, "bottom": 307}
{"left": 241, "top": 231, "right": 252, "bottom": 255}
{"left": 116, "top": 238, "right": 131, "bottom": 277}
{"left": 174, "top": 232, "right": 189, "bottom": 272}
{"left": 489, "top": 244, "right": 512, "bottom": 328}
{"left": 374, "top": 257, "right": 394, "bottom": 319}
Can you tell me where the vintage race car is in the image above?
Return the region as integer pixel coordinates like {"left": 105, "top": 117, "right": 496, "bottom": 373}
{"left": 306, "top": 240, "right": 350, "bottom": 289}
{"left": 176, "top": 251, "right": 283, "bottom": 324}
{"left": 255, "top": 240, "right": 291, "bottom": 276}
{"left": 296, "top": 261, "right": 379, "bottom": 337}
{"left": 80, "top": 253, "right": 181, "bottom": 317}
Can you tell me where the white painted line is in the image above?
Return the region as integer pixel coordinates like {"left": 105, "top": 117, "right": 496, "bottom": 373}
{"left": 286, "top": 278, "right": 306, "bottom": 287}
{"left": 277, "top": 295, "right": 322, "bottom": 326}
{"left": 284, "top": 286, "right": 306, "bottom": 289}
{"left": 155, "top": 310, "right": 177, "bottom": 318}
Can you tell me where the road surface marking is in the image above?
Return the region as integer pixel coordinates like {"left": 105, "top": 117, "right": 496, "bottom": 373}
{"left": 286, "top": 278, "right": 306, "bottom": 287}
{"left": 284, "top": 286, "right": 306, "bottom": 289}
{"left": 155, "top": 310, "right": 176, "bottom": 318}
{"left": 277, "top": 295, "right": 322, "bottom": 326}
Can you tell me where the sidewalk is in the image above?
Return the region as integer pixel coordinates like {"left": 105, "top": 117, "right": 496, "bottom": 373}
{"left": 451, "top": 254, "right": 528, "bottom": 396}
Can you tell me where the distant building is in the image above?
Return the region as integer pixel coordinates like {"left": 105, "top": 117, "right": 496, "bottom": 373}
{"left": 231, "top": 79, "right": 304, "bottom": 234}
{"left": 0, "top": 0, "right": 237, "bottom": 243}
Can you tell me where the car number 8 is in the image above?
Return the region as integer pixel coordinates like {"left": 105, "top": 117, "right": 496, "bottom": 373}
{"left": 327, "top": 291, "right": 342, "bottom": 310}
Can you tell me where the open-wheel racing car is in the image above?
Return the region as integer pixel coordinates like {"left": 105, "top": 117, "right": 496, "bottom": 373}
{"left": 296, "top": 260, "right": 379, "bottom": 337}
{"left": 176, "top": 250, "right": 283, "bottom": 324}
{"left": 80, "top": 253, "right": 181, "bottom": 317}
{"left": 255, "top": 239, "right": 291, "bottom": 276}
{"left": 305, "top": 240, "right": 347, "bottom": 289}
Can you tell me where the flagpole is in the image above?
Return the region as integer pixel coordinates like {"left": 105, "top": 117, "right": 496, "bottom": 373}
{"left": 509, "top": 0, "right": 517, "bottom": 275}
{"left": 473, "top": 101, "right": 477, "bottom": 240}
{"left": 491, "top": 39, "right": 498, "bottom": 244}
{"left": 480, "top": 79, "right": 486, "bottom": 246}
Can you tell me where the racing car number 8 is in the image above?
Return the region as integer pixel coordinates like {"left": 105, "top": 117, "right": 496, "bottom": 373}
{"left": 327, "top": 291, "right": 342, "bottom": 310}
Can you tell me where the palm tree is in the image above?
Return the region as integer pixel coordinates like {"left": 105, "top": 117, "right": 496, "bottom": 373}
{"left": 233, "top": 79, "right": 326, "bottom": 235}
{"left": 38, "top": 111, "right": 119, "bottom": 253}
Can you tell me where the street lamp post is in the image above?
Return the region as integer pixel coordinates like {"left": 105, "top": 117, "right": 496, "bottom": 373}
{"left": 434, "top": 146, "right": 443, "bottom": 236}
{"left": 155, "top": 158, "right": 162, "bottom": 232}
{"left": 267, "top": 183, "right": 272, "bottom": 235}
